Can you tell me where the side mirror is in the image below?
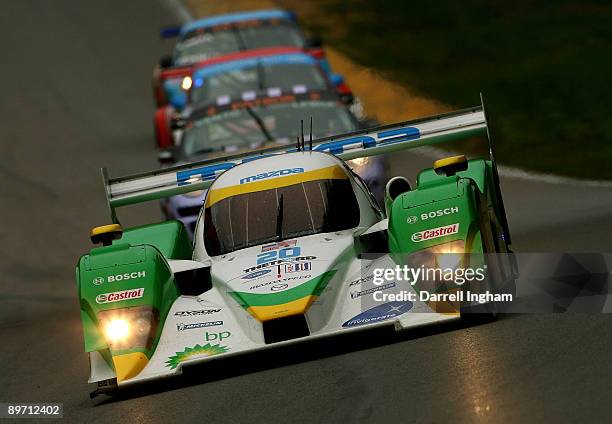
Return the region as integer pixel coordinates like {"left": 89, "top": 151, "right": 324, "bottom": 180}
{"left": 330, "top": 74, "right": 344, "bottom": 86}
{"left": 385, "top": 176, "right": 412, "bottom": 201}
{"left": 90, "top": 224, "right": 123, "bottom": 246}
{"left": 169, "top": 91, "right": 188, "bottom": 110}
{"left": 385, "top": 176, "right": 411, "bottom": 215}
{"left": 158, "top": 148, "right": 176, "bottom": 164}
{"left": 330, "top": 74, "right": 354, "bottom": 104}
{"left": 433, "top": 155, "right": 468, "bottom": 176}
{"left": 159, "top": 55, "right": 173, "bottom": 68}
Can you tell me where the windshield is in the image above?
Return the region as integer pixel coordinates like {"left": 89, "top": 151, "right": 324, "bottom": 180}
{"left": 181, "top": 100, "right": 357, "bottom": 156}
{"left": 174, "top": 23, "right": 304, "bottom": 66}
{"left": 191, "top": 63, "right": 328, "bottom": 106}
{"left": 174, "top": 31, "right": 240, "bottom": 65}
{"left": 240, "top": 24, "right": 304, "bottom": 49}
{"left": 204, "top": 178, "right": 360, "bottom": 255}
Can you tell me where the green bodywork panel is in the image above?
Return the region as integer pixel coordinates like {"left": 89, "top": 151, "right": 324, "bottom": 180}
{"left": 388, "top": 159, "right": 495, "bottom": 255}
{"left": 76, "top": 221, "right": 190, "bottom": 358}
{"left": 114, "top": 220, "right": 191, "bottom": 260}
{"left": 385, "top": 158, "right": 506, "bottom": 297}
{"left": 417, "top": 159, "right": 488, "bottom": 194}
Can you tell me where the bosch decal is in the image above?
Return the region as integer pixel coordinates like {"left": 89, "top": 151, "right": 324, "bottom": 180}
{"left": 420, "top": 207, "right": 459, "bottom": 220}
{"left": 92, "top": 271, "right": 146, "bottom": 285}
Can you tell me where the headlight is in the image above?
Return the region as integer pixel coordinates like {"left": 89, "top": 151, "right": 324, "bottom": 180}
{"left": 407, "top": 240, "right": 466, "bottom": 283}
{"left": 97, "top": 306, "right": 159, "bottom": 351}
{"left": 105, "top": 319, "right": 130, "bottom": 342}
{"left": 181, "top": 76, "right": 192, "bottom": 91}
{"left": 430, "top": 240, "right": 465, "bottom": 270}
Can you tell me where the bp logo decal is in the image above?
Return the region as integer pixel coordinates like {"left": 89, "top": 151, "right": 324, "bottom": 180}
{"left": 165, "top": 343, "right": 229, "bottom": 369}
{"left": 92, "top": 277, "right": 104, "bottom": 285}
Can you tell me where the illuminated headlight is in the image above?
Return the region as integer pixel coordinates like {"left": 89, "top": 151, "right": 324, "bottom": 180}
{"left": 97, "top": 306, "right": 158, "bottom": 350}
{"left": 105, "top": 319, "right": 130, "bottom": 342}
{"left": 430, "top": 240, "right": 465, "bottom": 270}
{"left": 408, "top": 240, "right": 466, "bottom": 274}
{"left": 181, "top": 76, "right": 192, "bottom": 91}
{"left": 406, "top": 240, "right": 466, "bottom": 295}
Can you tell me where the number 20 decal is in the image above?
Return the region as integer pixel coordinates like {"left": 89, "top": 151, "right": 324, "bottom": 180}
{"left": 257, "top": 247, "right": 301, "bottom": 265}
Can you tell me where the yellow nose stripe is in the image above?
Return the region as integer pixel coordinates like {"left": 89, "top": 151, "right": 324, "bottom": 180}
{"left": 206, "top": 165, "right": 347, "bottom": 207}
{"left": 247, "top": 295, "right": 318, "bottom": 322}
{"left": 112, "top": 352, "right": 149, "bottom": 382}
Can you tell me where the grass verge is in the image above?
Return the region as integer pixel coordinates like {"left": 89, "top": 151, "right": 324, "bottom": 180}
{"left": 279, "top": 0, "right": 612, "bottom": 179}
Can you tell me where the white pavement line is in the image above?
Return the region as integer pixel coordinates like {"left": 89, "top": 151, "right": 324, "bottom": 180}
{"left": 161, "top": 0, "right": 193, "bottom": 23}
{"left": 496, "top": 166, "right": 612, "bottom": 188}
{"left": 415, "top": 146, "right": 612, "bottom": 187}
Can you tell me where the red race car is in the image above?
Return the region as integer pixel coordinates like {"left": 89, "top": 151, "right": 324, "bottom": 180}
{"left": 154, "top": 47, "right": 356, "bottom": 149}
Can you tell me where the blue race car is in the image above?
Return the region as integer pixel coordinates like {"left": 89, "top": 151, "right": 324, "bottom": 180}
{"left": 153, "top": 9, "right": 328, "bottom": 107}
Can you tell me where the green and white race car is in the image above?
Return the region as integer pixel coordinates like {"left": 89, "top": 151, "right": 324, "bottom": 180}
{"left": 77, "top": 101, "right": 516, "bottom": 395}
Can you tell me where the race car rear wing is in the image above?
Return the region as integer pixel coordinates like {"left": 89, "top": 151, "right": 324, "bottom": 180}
{"left": 160, "top": 66, "right": 192, "bottom": 80}
{"left": 102, "top": 102, "right": 492, "bottom": 223}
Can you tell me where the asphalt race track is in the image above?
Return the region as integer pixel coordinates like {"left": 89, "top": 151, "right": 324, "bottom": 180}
{"left": 1, "top": 1, "right": 611, "bottom": 422}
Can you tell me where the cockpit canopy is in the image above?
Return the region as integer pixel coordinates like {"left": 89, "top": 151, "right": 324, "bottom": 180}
{"left": 200, "top": 152, "right": 375, "bottom": 257}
